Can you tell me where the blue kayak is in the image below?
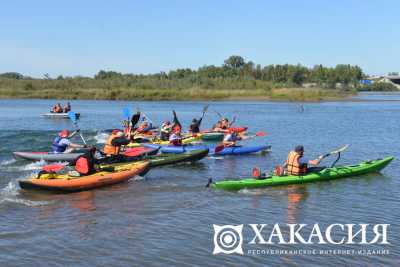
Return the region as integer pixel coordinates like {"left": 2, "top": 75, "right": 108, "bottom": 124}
{"left": 143, "top": 143, "right": 270, "bottom": 155}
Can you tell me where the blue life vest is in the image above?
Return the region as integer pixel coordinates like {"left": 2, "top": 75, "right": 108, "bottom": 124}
{"left": 52, "top": 136, "right": 68, "bottom": 153}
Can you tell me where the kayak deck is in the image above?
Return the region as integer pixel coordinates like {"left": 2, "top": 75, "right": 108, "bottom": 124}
{"left": 212, "top": 157, "right": 394, "bottom": 190}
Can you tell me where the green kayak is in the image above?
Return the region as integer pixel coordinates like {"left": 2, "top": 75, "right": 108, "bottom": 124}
{"left": 148, "top": 149, "right": 209, "bottom": 168}
{"left": 210, "top": 156, "right": 394, "bottom": 190}
{"left": 201, "top": 132, "right": 224, "bottom": 141}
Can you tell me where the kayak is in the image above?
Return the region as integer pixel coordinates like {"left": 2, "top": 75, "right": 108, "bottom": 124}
{"left": 126, "top": 135, "right": 201, "bottom": 148}
{"left": 41, "top": 113, "right": 80, "bottom": 119}
{"left": 13, "top": 151, "right": 85, "bottom": 163}
{"left": 210, "top": 156, "right": 394, "bottom": 191}
{"left": 143, "top": 144, "right": 270, "bottom": 156}
{"left": 147, "top": 149, "right": 209, "bottom": 167}
{"left": 123, "top": 146, "right": 159, "bottom": 157}
{"left": 202, "top": 127, "right": 247, "bottom": 133}
{"left": 201, "top": 132, "right": 224, "bottom": 141}
{"left": 19, "top": 161, "right": 149, "bottom": 192}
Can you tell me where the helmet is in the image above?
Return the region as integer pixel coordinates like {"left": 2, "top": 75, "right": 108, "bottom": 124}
{"left": 59, "top": 129, "right": 69, "bottom": 138}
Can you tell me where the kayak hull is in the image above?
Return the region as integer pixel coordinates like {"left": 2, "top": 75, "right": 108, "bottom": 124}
{"left": 126, "top": 135, "right": 200, "bottom": 148}
{"left": 19, "top": 162, "right": 149, "bottom": 193}
{"left": 201, "top": 132, "right": 224, "bottom": 141}
{"left": 212, "top": 157, "right": 394, "bottom": 190}
{"left": 143, "top": 144, "right": 270, "bottom": 156}
{"left": 147, "top": 149, "right": 209, "bottom": 167}
{"left": 41, "top": 113, "right": 80, "bottom": 119}
{"left": 13, "top": 151, "right": 84, "bottom": 162}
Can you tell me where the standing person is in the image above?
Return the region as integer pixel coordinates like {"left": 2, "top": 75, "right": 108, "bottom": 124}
{"left": 283, "top": 145, "right": 323, "bottom": 175}
{"left": 52, "top": 129, "right": 85, "bottom": 153}
{"left": 63, "top": 102, "right": 71, "bottom": 113}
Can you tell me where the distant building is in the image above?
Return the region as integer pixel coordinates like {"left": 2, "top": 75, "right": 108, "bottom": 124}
{"left": 366, "top": 75, "right": 400, "bottom": 89}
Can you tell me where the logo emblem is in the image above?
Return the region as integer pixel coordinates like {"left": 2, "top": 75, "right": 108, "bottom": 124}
{"left": 213, "top": 224, "right": 244, "bottom": 255}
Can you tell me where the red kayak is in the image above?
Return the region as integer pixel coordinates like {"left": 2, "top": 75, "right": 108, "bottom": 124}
{"left": 123, "top": 146, "right": 159, "bottom": 157}
{"left": 202, "top": 126, "right": 248, "bottom": 133}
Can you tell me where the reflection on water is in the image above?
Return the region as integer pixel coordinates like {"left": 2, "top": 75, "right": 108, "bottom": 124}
{"left": 287, "top": 185, "right": 309, "bottom": 224}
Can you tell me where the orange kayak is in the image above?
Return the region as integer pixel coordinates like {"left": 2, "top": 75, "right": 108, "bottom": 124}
{"left": 19, "top": 161, "right": 149, "bottom": 193}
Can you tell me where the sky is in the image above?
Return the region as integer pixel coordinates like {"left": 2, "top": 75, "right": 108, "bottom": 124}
{"left": 0, "top": 0, "right": 398, "bottom": 77}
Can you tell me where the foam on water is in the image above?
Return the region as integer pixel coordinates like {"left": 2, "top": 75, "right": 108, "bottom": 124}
{"left": 94, "top": 132, "right": 109, "bottom": 144}
{"left": 0, "top": 158, "right": 17, "bottom": 166}
{"left": 0, "top": 181, "right": 51, "bottom": 207}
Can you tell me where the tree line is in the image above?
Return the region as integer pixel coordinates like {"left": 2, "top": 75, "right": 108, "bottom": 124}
{"left": 0, "top": 55, "right": 395, "bottom": 93}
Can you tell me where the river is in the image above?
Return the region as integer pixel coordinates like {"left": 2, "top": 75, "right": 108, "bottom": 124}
{"left": 0, "top": 93, "right": 399, "bottom": 266}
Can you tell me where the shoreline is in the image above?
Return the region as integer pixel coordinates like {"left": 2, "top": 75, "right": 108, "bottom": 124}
{"left": 0, "top": 87, "right": 357, "bottom": 102}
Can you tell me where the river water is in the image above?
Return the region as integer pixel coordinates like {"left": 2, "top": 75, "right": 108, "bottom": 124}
{"left": 0, "top": 93, "right": 399, "bottom": 266}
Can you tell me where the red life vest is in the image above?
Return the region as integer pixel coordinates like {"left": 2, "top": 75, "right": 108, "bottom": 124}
{"left": 75, "top": 156, "right": 90, "bottom": 175}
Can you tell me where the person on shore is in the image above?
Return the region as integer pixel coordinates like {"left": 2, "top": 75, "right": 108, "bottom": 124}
{"left": 52, "top": 129, "right": 85, "bottom": 153}
{"left": 63, "top": 102, "right": 71, "bottom": 113}
{"left": 103, "top": 130, "right": 130, "bottom": 157}
{"left": 283, "top": 145, "right": 324, "bottom": 175}
{"left": 52, "top": 103, "right": 63, "bottom": 113}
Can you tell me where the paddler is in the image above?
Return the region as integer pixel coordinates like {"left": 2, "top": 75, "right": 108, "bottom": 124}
{"left": 169, "top": 110, "right": 183, "bottom": 145}
{"left": 52, "top": 129, "right": 85, "bottom": 153}
{"left": 63, "top": 102, "right": 71, "bottom": 113}
{"left": 51, "top": 103, "right": 63, "bottom": 113}
{"left": 103, "top": 129, "right": 130, "bottom": 157}
{"left": 189, "top": 118, "right": 202, "bottom": 134}
{"left": 71, "top": 146, "right": 114, "bottom": 176}
{"left": 283, "top": 145, "right": 324, "bottom": 175}
{"left": 160, "top": 121, "right": 173, "bottom": 141}
{"left": 222, "top": 130, "right": 242, "bottom": 147}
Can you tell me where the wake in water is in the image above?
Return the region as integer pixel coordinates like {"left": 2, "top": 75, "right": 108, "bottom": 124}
{"left": 0, "top": 158, "right": 17, "bottom": 166}
{"left": 0, "top": 181, "right": 51, "bottom": 207}
{"left": 93, "top": 132, "right": 109, "bottom": 144}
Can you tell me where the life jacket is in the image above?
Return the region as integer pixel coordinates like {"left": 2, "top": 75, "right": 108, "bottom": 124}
{"left": 286, "top": 151, "right": 307, "bottom": 175}
{"left": 52, "top": 136, "right": 68, "bottom": 153}
{"left": 75, "top": 156, "right": 90, "bottom": 175}
{"left": 103, "top": 134, "right": 120, "bottom": 155}
{"left": 190, "top": 123, "right": 200, "bottom": 133}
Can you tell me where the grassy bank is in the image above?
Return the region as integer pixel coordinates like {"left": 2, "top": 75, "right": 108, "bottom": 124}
{"left": 0, "top": 86, "right": 355, "bottom": 102}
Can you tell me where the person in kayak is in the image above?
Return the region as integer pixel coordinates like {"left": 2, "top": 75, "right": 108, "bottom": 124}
{"left": 103, "top": 129, "right": 130, "bottom": 157}
{"left": 222, "top": 130, "right": 242, "bottom": 147}
{"left": 51, "top": 103, "right": 63, "bottom": 113}
{"left": 169, "top": 131, "right": 183, "bottom": 146}
{"left": 189, "top": 118, "right": 202, "bottom": 134}
{"left": 284, "top": 145, "right": 324, "bottom": 175}
{"left": 52, "top": 129, "right": 85, "bottom": 153}
{"left": 63, "top": 102, "right": 71, "bottom": 113}
{"left": 160, "top": 121, "right": 173, "bottom": 141}
{"left": 72, "top": 146, "right": 115, "bottom": 176}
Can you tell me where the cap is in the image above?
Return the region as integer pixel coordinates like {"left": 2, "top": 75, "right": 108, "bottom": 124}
{"left": 295, "top": 145, "right": 304, "bottom": 153}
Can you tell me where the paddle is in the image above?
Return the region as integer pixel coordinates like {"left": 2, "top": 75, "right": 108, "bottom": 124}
{"left": 68, "top": 111, "right": 87, "bottom": 145}
{"left": 123, "top": 107, "right": 131, "bottom": 121}
{"left": 214, "top": 132, "right": 267, "bottom": 153}
{"left": 321, "top": 144, "right": 349, "bottom": 160}
{"left": 201, "top": 104, "right": 209, "bottom": 119}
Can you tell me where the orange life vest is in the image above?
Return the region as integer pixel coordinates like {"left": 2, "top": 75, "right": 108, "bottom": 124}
{"left": 286, "top": 151, "right": 307, "bottom": 175}
{"left": 103, "top": 134, "right": 120, "bottom": 155}
{"left": 75, "top": 156, "right": 90, "bottom": 175}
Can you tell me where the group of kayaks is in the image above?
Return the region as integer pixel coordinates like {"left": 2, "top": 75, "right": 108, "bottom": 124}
{"left": 14, "top": 114, "right": 395, "bottom": 193}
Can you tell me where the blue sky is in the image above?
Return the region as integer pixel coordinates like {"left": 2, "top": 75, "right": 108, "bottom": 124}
{"left": 0, "top": 0, "right": 398, "bottom": 77}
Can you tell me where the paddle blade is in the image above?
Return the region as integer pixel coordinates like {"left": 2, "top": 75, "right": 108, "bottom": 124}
{"left": 255, "top": 131, "right": 267, "bottom": 137}
{"left": 123, "top": 107, "right": 131, "bottom": 120}
{"left": 214, "top": 144, "right": 225, "bottom": 153}
{"left": 203, "top": 104, "right": 209, "bottom": 113}
{"left": 68, "top": 111, "right": 77, "bottom": 123}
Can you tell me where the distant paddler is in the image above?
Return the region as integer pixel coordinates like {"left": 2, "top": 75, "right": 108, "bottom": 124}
{"left": 189, "top": 105, "right": 209, "bottom": 134}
